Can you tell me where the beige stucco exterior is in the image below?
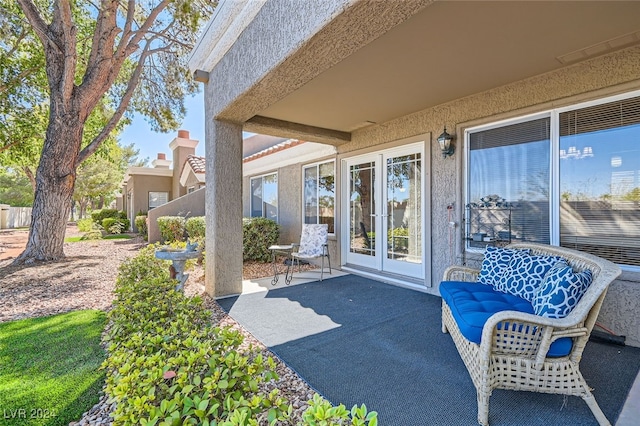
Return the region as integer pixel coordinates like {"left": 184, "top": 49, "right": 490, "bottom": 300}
{"left": 190, "top": 1, "right": 640, "bottom": 346}
{"left": 122, "top": 172, "right": 172, "bottom": 232}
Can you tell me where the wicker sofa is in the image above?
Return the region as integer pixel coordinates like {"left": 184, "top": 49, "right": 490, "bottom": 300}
{"left": 440, "top": 242, "right": 621, "bottom": 426}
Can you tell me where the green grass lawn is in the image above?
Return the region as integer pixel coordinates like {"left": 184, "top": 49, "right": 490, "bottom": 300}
{"left": 0, "top": 310, "right": 107, "bottom": 426}
{"left": 65, "top": 234, "right": 133, "bottom": 243}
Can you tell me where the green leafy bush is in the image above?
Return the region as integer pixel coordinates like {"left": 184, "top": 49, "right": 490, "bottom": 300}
{"left": 91, "top": 208, "right": 126, "bottom": 225}
{"left": 77, "top": 217, "right": 96, "bottom": 232}
{"left": 185, "top": 216, "right": 205, "bottom": 240}
{"left": 243, "top": 217, "right": 279, "bottom": 262}
{"left": 157, "top": 216, "right": 186, "bottom": 242}
{"left": 102, "top": 218, "right": 130, "bottom": 234}
{"left": 103, "top": 246, "right": 291, "bottom": 425}
{"left": 103, "top": 245, "right": 377, "bottom": 426}
{"left": 80, "top": 230, "right": 103, "bottom": 240}
{"left": 135, "top": 214, "right": 148, "bottom": 236}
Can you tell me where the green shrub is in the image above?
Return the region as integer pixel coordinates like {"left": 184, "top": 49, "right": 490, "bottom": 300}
{"left": 103, "top": 246, "right": 291, "bottom": 425}
{"left": 135, "top": 215, "right": 148, "bottom": 235}
{"left": 243, "top": 217, "right": 279, "bottom": 262}
{"left": 185, "top": 216, "right": 205, "bottom": 240}
{"left": 103, "top": 245, "right": 377, "bottom": 426}
{"left": 80, "top": 230, "right": 103, "bottom": 240}
{"left": 102, "top": 218, "right": 130, "bottom": 234}
{"left": 77, "top": 217, "right": 96, "bottom": 232}
{"left": 157, "top": 216, "right": 186, "bottom": 242}
{"left": 91, "top": 208, "right": 126, "bottom": 225}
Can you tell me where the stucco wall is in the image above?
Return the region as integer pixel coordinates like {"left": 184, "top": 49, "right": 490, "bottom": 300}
{"left": 338, "top": 45, "right": 640, "bottom": 346}
{"left": 243, "top": 161, "right": 339, "bottom": 267}
{"left": 127, "top": 175, "right": 173, "bottom": 232}
{"left": 148, "top": 187, "right": 206, "bottom": 243}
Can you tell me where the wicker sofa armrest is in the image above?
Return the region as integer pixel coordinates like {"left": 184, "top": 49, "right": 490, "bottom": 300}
{"left": 443, "top": 265, "right": 480, "bottom": 282}
{"left": 479, "top": 309, "right": 589, "bottom": 368}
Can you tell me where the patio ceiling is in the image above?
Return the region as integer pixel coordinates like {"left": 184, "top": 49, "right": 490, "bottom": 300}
{"left": 248, "top": 1, "right": 640, "bottom": 139}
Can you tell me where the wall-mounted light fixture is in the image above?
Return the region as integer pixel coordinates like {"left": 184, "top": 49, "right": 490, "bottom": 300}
{"left": 437, "top": 126, "right": 455, "bottom": 158}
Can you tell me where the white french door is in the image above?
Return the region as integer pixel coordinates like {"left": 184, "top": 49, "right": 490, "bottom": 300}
{"left": 344, "top": 143, "right": 425, "bottom": 279}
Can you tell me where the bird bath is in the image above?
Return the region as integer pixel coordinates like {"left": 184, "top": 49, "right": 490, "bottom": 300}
{"left": 155, "top": 241, "right": 200, "bottom": 291}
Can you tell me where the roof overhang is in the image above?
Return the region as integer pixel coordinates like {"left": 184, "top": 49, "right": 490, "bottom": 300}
{"left": 124, "top": 167, "right": 173, "bottom": 184}
{"left": 190, "top": 1, "right": 640, "bottom": 141}
{"left": 243, "top": 142, "right": 337, "bottom": 176}
{"left": 180, "top": 163, "right": 206, "bottom": 187}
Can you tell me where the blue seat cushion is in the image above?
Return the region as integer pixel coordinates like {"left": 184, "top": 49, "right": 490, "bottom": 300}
{"left": 440, "top": 281, "right": 573, "bottom": 357}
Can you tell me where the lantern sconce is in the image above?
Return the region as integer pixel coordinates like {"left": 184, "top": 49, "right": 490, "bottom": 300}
{"left": 437, "top": 126, "right": 455, "bottom": 158}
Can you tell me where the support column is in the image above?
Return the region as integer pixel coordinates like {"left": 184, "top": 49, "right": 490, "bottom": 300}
{"left": 205, "top": 119, "right": 243, "bottom": 297}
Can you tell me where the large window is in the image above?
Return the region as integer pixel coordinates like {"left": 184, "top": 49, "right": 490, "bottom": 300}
{"left": 467, "top": 92, "right": 640, "bottom": 268}
{"left": 303, "top": 161, "right": 335, "bottom": 233}
{"left": 559, "top": 95, "right": 640, "bottom": 266}
{"left": 250, "top": 172, "right": 278, "bottom": 221}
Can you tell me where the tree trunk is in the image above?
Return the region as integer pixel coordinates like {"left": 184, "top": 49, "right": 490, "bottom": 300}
{"left": 13, "top": 116, "right": 83, "bottom": 264}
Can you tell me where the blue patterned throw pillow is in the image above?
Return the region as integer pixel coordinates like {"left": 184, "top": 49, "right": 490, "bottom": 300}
{"left": 493, "top": 251, "right": 564, "bottom": 301}
{"left": 532, "top": 262, "right": 593, "bottom": 319}
{"left": 477, "top": 246, "right": 528, "bottom": 286}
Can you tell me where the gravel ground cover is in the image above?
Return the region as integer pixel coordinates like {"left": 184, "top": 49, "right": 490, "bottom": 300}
{"left": 0, "top": 226, "right": 316, "bottom": 425}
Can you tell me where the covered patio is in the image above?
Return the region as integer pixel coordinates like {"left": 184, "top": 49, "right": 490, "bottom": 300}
{"left": 189, "top": 0, "right": 640, "bottom": 349}
{"left": 220, "top": 274, "right": 640, "bottom": 426}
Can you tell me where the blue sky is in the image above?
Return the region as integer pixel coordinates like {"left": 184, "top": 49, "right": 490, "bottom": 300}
{"left": 119, "top": 92, "right": 206, "bottom": 165}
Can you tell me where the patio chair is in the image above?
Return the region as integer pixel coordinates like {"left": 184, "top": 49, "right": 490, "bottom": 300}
{"left": 440, "top": 242, "right": 621, "bottom": 426}
{"left": 286, "top": 224, "right": 331, "bottom": 283}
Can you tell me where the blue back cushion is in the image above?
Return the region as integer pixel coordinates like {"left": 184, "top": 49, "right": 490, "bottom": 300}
{"left": 477, "top": 246, "right": 528, "bottom": 286}
{"left": 440, "top": 281, "right": 573, "bottom": 357}
{"left": 493, "top": 251, "right": 564, "bottom": 302}
{"left": 532, "top": 261, "right": 593, "bottom": 319}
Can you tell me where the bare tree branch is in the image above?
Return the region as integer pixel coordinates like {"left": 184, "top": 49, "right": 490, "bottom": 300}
{"left": 77, "top": 42, "right": 152, "bottom": 164}
{"left": 15, "top": 0, "right": 51, "bottom": 50}
{"left": 23, "top": 166, "right": 36, "bottom": 191}
{"left": 86, "top": 0, "right": 119, "bottom": 81}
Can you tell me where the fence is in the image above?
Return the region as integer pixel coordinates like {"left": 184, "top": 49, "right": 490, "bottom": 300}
{"left": 0, "top": 205, "right": 32, "bottom": 229}
{"left": 147, "top": 188, "right": 205, "bottom": 243}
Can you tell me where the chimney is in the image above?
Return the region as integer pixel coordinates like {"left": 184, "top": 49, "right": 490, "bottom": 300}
{"left": 169, "top": 129, "right": 199, "bottom": 197}
{"left": 152, "top": 152, "right": 171, "bottom": 168}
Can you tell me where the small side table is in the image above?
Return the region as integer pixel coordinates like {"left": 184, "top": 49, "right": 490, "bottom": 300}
{"left": 268, "top": 244, "right": 294, "bottom": 285}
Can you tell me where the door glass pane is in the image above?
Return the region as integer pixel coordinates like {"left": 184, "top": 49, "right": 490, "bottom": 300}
{"left": 304, "top": 166, "right": 318, "bottom": 225}
{"left": 387, "top": 154, "right": 422, "bottom": 263}
{"left": 318, "top": 162, "right": 335, "bottom": 233}
{"left": 350, "top": 162, "right": 375, "bottom": 256}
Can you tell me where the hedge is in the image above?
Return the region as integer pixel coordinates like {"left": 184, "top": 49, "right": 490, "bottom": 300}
{"left": 157, "top": 216, "right": 186, "bottom": 242}
{"left": 242, "top": 218, "right": 279, "bottom": 262}
{"left": 103, "top": 246, "right": 377, "bottom": 425}
{"left": 185, "top": 216, "right": 205, "bottom": 240}
{"left": 102, "top": 218, "right": 130, "bottom": 234}
{"left": 91, "top": 209, "right": 126, "bottom": 225}
{"left": 135, "top": 215, "right": 148, "bottom": 236}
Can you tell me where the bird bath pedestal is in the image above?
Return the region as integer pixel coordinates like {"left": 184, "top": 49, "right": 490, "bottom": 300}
{"left": 155, "top": 245, "right": 200, "bottom": 291}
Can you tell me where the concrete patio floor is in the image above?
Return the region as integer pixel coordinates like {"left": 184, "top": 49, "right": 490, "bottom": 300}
{"left": 237, "top": 270, "right": 640, "bottom": 426}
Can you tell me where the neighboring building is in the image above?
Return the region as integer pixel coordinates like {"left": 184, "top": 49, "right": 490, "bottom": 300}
{"left": 121, "top": 130, "right": 202, "bottom": 231}
{"left": 189, "top": 1, "right": 640, "bottom": 346}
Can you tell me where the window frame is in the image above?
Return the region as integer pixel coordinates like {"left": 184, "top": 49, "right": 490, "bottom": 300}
{"left": 465, "top": 89, "right": 640, "bottom": 271}
{"left": 250, "top": 171, "right": 279, "bottom": 222}
{"left": 148, "top": 191, "right": 169, "bottom": 210}
{"left": 302, "top": 160, "right": 336, "bottom": 235}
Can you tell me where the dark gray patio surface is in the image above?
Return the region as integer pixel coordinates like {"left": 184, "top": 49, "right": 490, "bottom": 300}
{"left": 218, "top": 275, "right": 640, "bottom": 425}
